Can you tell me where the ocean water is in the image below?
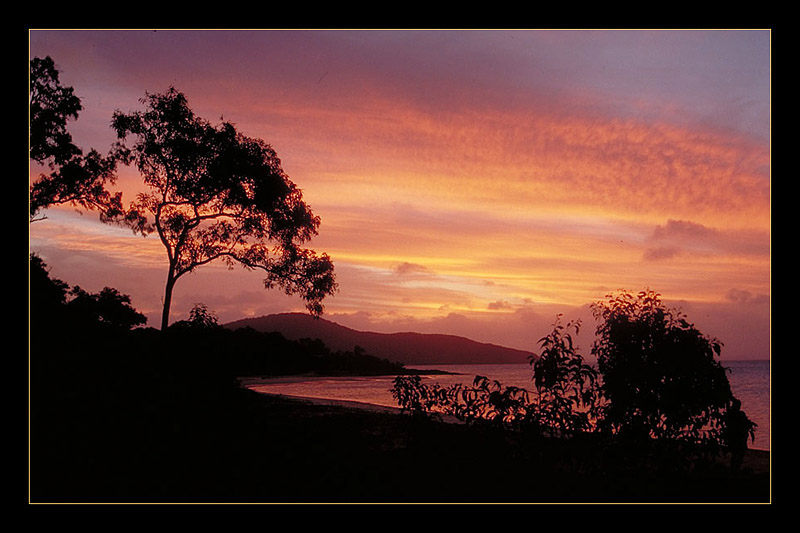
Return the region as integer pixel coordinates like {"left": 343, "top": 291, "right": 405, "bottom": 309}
{"left": 245, "top": 360, "right": 770, "bottom": 451}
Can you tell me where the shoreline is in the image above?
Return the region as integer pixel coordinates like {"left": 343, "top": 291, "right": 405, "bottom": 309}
{"left": 247, "top": 389, "right": 771, "bottom": 477}
{"left": 253, "top": 391, "right": 405, "bottom": 415}
{"left": 238, "top": 373, "right": 771, "bottom": 454}
{"left": 253, "top": 390, "right": 469, "bottom": 424}
{"left": 236, "top": 368, "right": 461, "bottom": 386}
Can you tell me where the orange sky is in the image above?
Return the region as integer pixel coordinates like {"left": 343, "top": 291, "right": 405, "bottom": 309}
{"left": 29, "top": 29, "right": 770, "bottom": 359}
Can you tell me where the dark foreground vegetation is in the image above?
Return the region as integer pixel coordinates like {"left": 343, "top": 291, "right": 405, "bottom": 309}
{"left": 34, "top": 388, "right": 769, "bottom": 504}
{"left": 29, "top": 256, "right": 769, "bottom": 504}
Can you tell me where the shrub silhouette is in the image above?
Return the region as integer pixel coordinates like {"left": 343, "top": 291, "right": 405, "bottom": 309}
{"left": 590, "top": 289, "right": 754, "bottom": 451}
{"left": 169, "top": 303, "right": 221, "bottom": 331}
{"left": 529, "top": 316, "right": 601, "bottom": 437}
{"left": 391, "top": 316, "right": 599, "bottom": 437}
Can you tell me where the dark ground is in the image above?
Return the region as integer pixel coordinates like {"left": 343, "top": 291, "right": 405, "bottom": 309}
{"left": 30, "top": 380, "right": 770, "bottom": 505}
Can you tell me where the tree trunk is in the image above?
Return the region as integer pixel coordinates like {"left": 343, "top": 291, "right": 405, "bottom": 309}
{"left": 161, "top": 267, "right": 177, "bottom": 331}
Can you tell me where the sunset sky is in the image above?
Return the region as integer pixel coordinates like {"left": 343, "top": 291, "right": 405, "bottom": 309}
{"left": 28, "top": 29, "right": 771, "bottom": 360}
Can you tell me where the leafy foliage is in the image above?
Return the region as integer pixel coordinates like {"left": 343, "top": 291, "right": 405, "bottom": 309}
{"left": 590, "top": 289, "right": 751, "bottom": 448}
{"left": 391, "top": 375, "right": 434, "bottom": 414}
{"left": 170, "top": 303, "right": 221, "bottom": 330}
{"left": 29, "top": 56, "right": 124, "bottom": 222}
{"left": 391, "top": 374, "right": 530, "bottom": 427}
{"left": 465, "top": 376, "right": 531, "bottom": 427}
{"left": 529, "top": 316, "right": 601, "bottom": 437}
{"left": 391, "top": 317, "right": 600, "bottom": 437}
{"left": 111, "top": 88, "right": 337, "bottom": 329}
{"left": 66, "top": 286, "right": 147, "bottom": 330}
{"left": 30, "top": 254, "right": 145, "bottom": 330}
{"left": 29, "top": 57, "right": 81, "bottom": 166}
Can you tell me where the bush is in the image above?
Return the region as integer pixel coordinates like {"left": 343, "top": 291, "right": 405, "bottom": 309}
{"left": 391, "top": 316, "right": 600, "bottom": 437}
{"left": 529, "top": 316, "right": 601, "bottom": 437}
{"left": 590, "top": 289, "right": 751, "bottom": 449}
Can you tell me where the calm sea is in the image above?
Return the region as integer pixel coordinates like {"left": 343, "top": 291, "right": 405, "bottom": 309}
{"left": 245, "top": 360, "right": 770, "bottom": 451}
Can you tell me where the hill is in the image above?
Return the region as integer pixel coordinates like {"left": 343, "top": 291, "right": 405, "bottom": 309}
{"left": 224, "top": 313, "right": 534, "bottom": 365}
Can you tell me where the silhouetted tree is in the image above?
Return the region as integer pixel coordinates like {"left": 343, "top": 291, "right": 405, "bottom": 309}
{"left": 66, "top": 285, "right": 147, "bottom": 330}
{"left": 169, "top": 303, "right": 221, "bottom": 331}
{"left": 590, "top": 289, "right": 750, "bottom": 449}
{"left": 186, "top": 303, "right": 220, "bottom": 329}
{"left": 29, "top": 56, "right": 124, "bottom": 222}
{"left": 111, "top": 88, "right": 337, "bottom": 330}
{"left": 30, "top": 253, "right": 146, "bottom": 330}
{"left": 29, "top": 253, "right": 70, "bottom": 311}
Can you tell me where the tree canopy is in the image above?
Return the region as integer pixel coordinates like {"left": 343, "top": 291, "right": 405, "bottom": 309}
{"left": 66, "top": 285, "right": 147, "bottom": 330}
{"left": 111, "top": 88, "right": 337, "bottom": 329}
{"left": 590, "top": 289, "right": 744, "bottom": 447}
{"left": 30, "top": 254, "right": 146, "bottom": 330}
{"left": 29, "top": 56, "right": 123, "bottom": 222}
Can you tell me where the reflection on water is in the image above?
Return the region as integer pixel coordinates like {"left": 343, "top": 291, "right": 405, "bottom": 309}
{"left": 244, "top": 360, "right": 770, "bottom": 451}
